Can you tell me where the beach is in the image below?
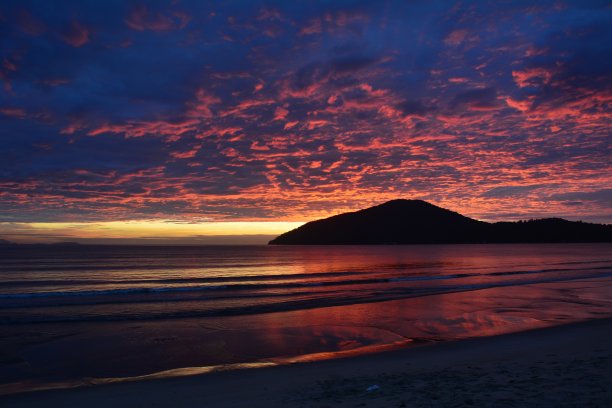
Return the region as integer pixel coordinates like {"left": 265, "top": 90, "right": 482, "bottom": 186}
{"left": 4, "top": 317, "right": 611, "bottom": 407}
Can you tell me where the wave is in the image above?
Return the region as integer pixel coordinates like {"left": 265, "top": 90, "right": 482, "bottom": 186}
{"left": 0, "top": 261, "right": 299, "bottom": 273}
{"left": 1, "top": 264, "right": 609, "bottom": 300}
{"left": 0, "top": 288, "right": 349, "bottom": 310}
{"left": 0, "top": 271, "right": 363, "bottom": 288}
{"left": 0, "top": 278, "right": 392, "bottom": 299}
{"left": 3, "top": 271, "right": 612, "bottom": 325}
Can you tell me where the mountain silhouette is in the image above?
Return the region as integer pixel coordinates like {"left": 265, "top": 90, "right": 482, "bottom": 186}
{"left": 268, "top": 199, "right": 612, "bottom": 245}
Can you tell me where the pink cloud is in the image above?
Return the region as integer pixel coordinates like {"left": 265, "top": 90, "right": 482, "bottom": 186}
{"left": 187, "top": 89, "right": 222, "bottom": 118}
{"left": 284, "top": 121, "right": 299, "bottom": 130}
{"left": 444, "top": 29, "right": 469, "bottom": 46}
{"left": 16, "top": 9, "right": 46, "bottom": 36}
{"left": 257, "top": 8, "right": 283, "bottom": 21}
{"left": 262, "top": 26, "right": 283, "bottom": 38}
{"left": 3, "top": 59, "right": 17, "bottom": 72}
{"left": 87, "top": 118, "right": 199, "bottom": 138}
{"left": 524, "top": 45, "right": 548, "bottom": 57}
{"left": 250, "top": 141, "right": 270, "bottom": 151}
{"left": 273, "top": 106, "right": 289, "bottom": 121}
{"left": 125, "top": 5, "right": 189, "bottom": 32}
{"left": 299, "top": 18, "right": 322, "bottom": 36}
{"left": 170, "top": 145, "right": 201, "bottom": 159}
{"left": 333, "top": 10, "right": 369, "bottom": 27}
{"left": 0, "top": 107, "right": 26, "bottom": 118}
{"left": 196, "top": 125, "right": 242, "bottom": 140}
{"left": 306, "top": 119, "right": 329, "bottom": 130}
{"left": 277, "top": 77, "right": 325, "bottom": 100}
{"left": 219, "top": 98, "right": 275, "bottom": 119}
{"left": 505, "top": 96, "right": 532, "bottom": 112}
{"left": 60, "top": 122, "right": 84, "bottom": 135}
{"left": 512, "top": 67, "right": 553, "bottom": 88}
{"left": 60, "top": 21, "right": 90, "bottom": 47}
{"left": 530, "top": 90, "right": 611, "bottom": 122}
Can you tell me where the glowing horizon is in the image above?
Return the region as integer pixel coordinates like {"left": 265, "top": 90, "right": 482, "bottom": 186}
{"left": 0, "top": 220, "right": 305, "bottom": 244}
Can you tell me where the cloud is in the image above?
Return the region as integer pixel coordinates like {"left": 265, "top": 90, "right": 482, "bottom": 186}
{"left": 396, "top": 100, "right": 435, "bottom": 117}
{"left": 15, "top": 8, "right": 46, "bottom": 36}
{"left": 59, "top": 21, "right": 90, "bottom": 47}
{"left": 548, "top": 189, "right": 612, "bottom": 205}
{"left": 125, "top": 4, "right": 190, "bottom": 32}
{"left": 444, "top": 29, "right": 469, "bottom": 46}
{"left": 481, "top": 185, "right": 550, "bottom": 198}
{"left": 449, "top": 88, "right": 501, "bottom": 111}
{"left": 0, "top": 0, "right": 609, "bottom": 226}
{"left": 299, "top": 18, "right": 322, "bottom": 36}
{"left": 0, "top": 107, "right": 26, "bottom": 118}
{"left": 512, "top": 67, "right": 553, "bottom": 88}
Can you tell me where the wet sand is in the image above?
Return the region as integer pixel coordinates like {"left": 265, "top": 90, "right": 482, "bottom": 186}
{"left": 2, "top": 277, "right": 612, "bottom": 396}
{"left": 4, "top": 317, "right": 612, "bottom": 407}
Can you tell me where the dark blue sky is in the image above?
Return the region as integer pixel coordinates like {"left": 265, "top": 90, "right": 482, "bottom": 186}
{"left": 0, "top": 1, "right": 610, "bottom": 236}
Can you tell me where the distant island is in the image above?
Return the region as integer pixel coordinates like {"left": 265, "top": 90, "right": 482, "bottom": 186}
{"left": 269, "top": 199, "right": 612, "bottom": 245}
{"left": 0, "top": 239, "right": 81, "bottom": 247}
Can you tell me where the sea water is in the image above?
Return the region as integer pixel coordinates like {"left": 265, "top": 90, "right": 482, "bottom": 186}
{"left": 1, "top": 243, "right": 611, "bottom": 393}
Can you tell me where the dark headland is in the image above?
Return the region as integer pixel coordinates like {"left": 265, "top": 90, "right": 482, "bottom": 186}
{"left": 269, "top": 199, "right": 612, "bottom": 245}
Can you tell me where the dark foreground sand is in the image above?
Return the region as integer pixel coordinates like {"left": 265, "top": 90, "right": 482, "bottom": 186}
{"left": 4, "top": 318, "right": 612, "bottom": 408}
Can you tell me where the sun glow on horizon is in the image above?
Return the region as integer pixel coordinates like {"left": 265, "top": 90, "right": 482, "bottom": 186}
{"left": 0, "top": 220, "right": 305, "bottom": 244}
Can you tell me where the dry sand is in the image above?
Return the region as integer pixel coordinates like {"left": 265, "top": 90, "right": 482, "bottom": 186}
{"left": 3, "top": 318, "right": 612, "bottom": 407}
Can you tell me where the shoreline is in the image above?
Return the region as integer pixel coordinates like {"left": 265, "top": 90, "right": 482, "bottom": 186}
{"left": 2, "top": 273, "right": 612, "bottom": 400}
{"left": 4, "top": 316, "right": 612, "bottom": 407}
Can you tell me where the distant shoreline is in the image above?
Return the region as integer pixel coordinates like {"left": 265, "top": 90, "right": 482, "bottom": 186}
{"left": 3, "top": 241, "right": 612, "bottom": 247}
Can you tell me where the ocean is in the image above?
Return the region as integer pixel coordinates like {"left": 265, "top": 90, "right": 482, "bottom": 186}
{"left": 1, "top": 243, "right": 611, "bottom": 393}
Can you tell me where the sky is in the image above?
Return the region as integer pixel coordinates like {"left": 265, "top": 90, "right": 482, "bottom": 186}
{"left": 0, "top": 0, "right": 610, "bottom": 244}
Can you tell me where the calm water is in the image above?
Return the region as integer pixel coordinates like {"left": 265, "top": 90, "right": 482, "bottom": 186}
{"left": 1, "top": 244, "right": 611, "bottom": 324}
{"left": 1, "top": 244, "right": 612, "bottom": 394}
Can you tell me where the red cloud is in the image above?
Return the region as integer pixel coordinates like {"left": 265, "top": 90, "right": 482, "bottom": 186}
{"left": 87, "top": 119, "right": 199, "bottom": 138}
{"left": 16, "top": 9, "right": 46, "bottom": 36}
{"left": 283, "top": 121, "right": 299, "bottom": 130}
{"left": 299, "top": 18, "right": 322, "bottom": 36}
{"left": 0, "top": 107, "right": 26, "bottom": 118}
{"left": 125, "top": 5, "right": 190, "bottom": 32}
{"left": 60, "top": 21, "right": 90, "bottom": 47}
{"left": 188, "top": 89, "right": 222, "bottom": 118}
{"left": 171, "top": 145, "right": 201, "bottom": 159}
{"left": 444, "top": 29, "right": 469, "bottom": 46}
{"left": 512, "top": 67, "right": 553, "bottom": 88}
{"left": 505, "top": 96, "right": 532, "bottom": 112}
{"left": 273, "top": 106, "right": 289, "bottom": 121}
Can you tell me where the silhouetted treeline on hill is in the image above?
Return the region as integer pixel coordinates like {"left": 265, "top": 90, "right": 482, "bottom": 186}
{"left": 269, "top": 200, "right": 612, "bottom": 245}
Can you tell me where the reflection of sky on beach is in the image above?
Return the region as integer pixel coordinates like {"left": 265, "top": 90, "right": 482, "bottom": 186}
{"left": 258, "top": 276, "right": 612, "bottom": 344}
{"left": 4, "top": 276, "right": 611, "bottom": 393}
